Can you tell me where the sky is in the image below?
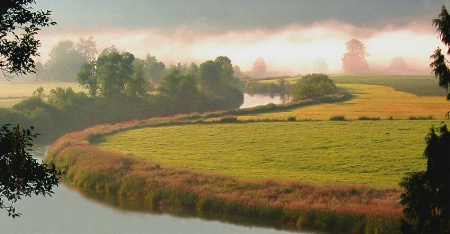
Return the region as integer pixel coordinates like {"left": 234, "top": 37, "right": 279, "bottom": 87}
{"left": 34, "top": 0, "right": 449, "bottom": 74}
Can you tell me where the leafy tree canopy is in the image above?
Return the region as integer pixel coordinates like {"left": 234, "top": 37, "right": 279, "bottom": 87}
{"left": 0, "top": 125, "right": 59, "bottom": 218}
{"left": 0, "top": 0, "right": 60, "bottom": 218}
{"left": 400, "top": 5, "right": 450, "bottom": 233}
{"left": 291, "top": 73, "right": 337, "bottom": 100}
{"left": 0, "top": 0, "right": 56, "bottom": 75}
{"left": 430, "top": 5, "right": 450, "bottom": 103}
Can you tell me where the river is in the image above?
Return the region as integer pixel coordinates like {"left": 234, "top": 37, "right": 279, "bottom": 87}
{"left": 1, "top": 93, "right": 313, "bottom": 234}
{"left": 239, "top": 93, "right": 283, "bottom": 109}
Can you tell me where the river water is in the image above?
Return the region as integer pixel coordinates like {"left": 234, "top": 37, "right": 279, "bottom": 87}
{"left": 1, "top": 96, "right": 313, "bottom": 234}
{"left": 239, "top": 93, "right": 283, "bottom": 109}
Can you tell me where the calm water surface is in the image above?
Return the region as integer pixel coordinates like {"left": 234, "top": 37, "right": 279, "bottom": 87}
{"left": 1, "top": 145, "right": 312, "bottom": 234}
{"left": 240, "top": 93, "right": 283, "bottom": 109}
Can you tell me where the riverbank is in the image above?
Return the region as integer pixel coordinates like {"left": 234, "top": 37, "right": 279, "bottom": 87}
{"left": 46, "top": 115, "right": 402, "bottom": 234}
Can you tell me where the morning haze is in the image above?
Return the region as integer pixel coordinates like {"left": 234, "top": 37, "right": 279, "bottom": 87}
{"left": 2, "top": 1, "right": 450, "bottom": 233}
{"left": 33, "top": 0, "right": 447, "bottom": 74}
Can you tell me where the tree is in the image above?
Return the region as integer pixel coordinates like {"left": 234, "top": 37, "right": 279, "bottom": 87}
{"left": 0, "top": 0, "right": 56, "bottom": 75}
{"left": 400, "top": 124, "right": 450, "bottom": 233}
{"left": 215, "top": 56, "right": 234, "bottom": 87}
{"left": 0, "top": 125, "right": 59, "bottom": 218}
{"left": 40, "top": 40, "right": 87, "bottom": 82}
{"left": 400, "top": 5, "right": 450, "bottom": 233}
{"left": 342, "top": 39, "right": 369, "bottom": 74}
{"left": 252, "top": 57, "right": 267, "bottom": 78}
{"left": 291, "top": 73, "right": 337, "bottom": 100}
{"left": 198, "top": 60, "right": 222, "bottom": 94}
{"left": 96, "top": 49, "right": 135, "bottom": 97}
{"left": 78, "top": 48, "right": 143, "bottom": 98}
{"left": 142, "top": 53, "right": 165, "bottom": 84}
{"left": 126, "top": 62, "right": 151, "bottom": 98}
{"left": 430, "top": 6, "right": 450, "bottom": 104}
{"left": 0, "top": 0, "right": 60, "bottom": 218}
{"left": 158, "top": 68, "right": 199, "bottom": 113}
{"left": 77, "top": 61, "right": 98, "bottom": 97}
{"left": 75, "top": 37, "right": 97, "bottom": 62}
{"left": 187, "top": 62, "right": 199, "bottom": 77}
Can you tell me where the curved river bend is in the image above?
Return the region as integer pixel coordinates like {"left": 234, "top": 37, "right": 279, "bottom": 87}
{"left": 1, "top": 96, "right": 313, "bottom": 234}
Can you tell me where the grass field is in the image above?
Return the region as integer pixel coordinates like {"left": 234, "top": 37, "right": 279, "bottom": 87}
{"left": 238, "top": 84, "right": 450, "bottom": 121}
{"left": 0, "top": 82, "right": 82, "bottom": 107}
{"left": 97, "top": 120, "right": 442, "bottom": 188}
{"left": 331, "top": 75, "right": 447, "bottom": 97}
{"left": 256, "top": 74, "right": 446, "bottom": 97}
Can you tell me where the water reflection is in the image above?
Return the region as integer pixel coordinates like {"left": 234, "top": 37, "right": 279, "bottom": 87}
{"left": 239, "top": 93, "right": 283, "bottom": 109}
{"left": 0, "top": 146, "right": 311, "bottom": 234}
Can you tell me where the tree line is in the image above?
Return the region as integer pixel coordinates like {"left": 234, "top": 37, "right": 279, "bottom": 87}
{"left": 0, "top": 51, "right": 244, "bottom": 142}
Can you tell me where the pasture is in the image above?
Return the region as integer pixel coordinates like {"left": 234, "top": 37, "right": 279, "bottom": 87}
{"left": 0, "top": 82, "right": 82, "bottom": 107}
{"left": 239, "top": 83, "right": 450, "bottom": 121}
{"left": 97, "top": 75, "right": 450, "bottom": 189}
{"left": 97, "top": 120, "right": 440, "bottom": 188}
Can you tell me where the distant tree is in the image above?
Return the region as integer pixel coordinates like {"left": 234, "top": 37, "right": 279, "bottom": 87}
{"left": 75, "top": 37, "right": 97, "bottom": 62}
{"left": 233, "top": 65, "right": 246, "bottom": 79}
{"left": 197, "top": 56, "right": 244, "bottom": 109}
{"left": 252, "top": 57, "right": 267, "bottom": 78}
{"left": 78, "top": 48, "right": 139, "bottom": 98}
{"left": 291, "top": 73, "right": 337, "bottom": 100}
{"left": 215, "top": 56, "right": 234, "bottom": 86}
{"left": 41, "top": 40, "right": 86, "bottom": 82}
{"left": 0, "top": 0, "right": 56, "bottom": 76}
{"left": 388, "top": 56, "right": 410, "bottom": 73}
{"left": 126, "top": 62, "right": 151, "bottom": 98}
{"left": 142, "top": 53, "right": 166, "bottom": 84}
{"left": 159, "top": 68, "right": 199, "bottom": 113}
{"left": 342, "top": 39, "right": 369, "bottom": 74}
{"left": 96, "top": 50, "right": 135, "bottom": 97}
{"left": 77, "top": 61, "right": 98, "bottom": 97}
{"left": 198, "top": 60, "right": 222, "bottom": 94}
{"left": 187, "top": 62, "right": 199, "bottom": 77}
{"left": 0, "top": 0, "right": 59, "bottom": 218}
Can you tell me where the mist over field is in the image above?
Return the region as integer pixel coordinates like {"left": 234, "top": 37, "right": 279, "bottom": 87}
{"left": 34, "top": 0, "right": 447, "bottom": 75}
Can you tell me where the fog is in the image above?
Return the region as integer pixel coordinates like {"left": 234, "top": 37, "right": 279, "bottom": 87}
{"left": 32, "top": 1, "right": 448, "bottom": 75}
{"left": 35, "top": 22, "right": 440, "bottom": 75}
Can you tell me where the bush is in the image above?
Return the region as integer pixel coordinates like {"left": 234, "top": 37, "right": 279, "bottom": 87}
{"left": 287, "top": 116, "right": 296, "bottom": 121}
{"left": 291, "top": 74, "right": 338, "bottom": 100}
{"left": 357, "top": 116, "right": 381, "bottom": 120}
{"left": 329, "top": 116, "right": 346, "bottom": 121}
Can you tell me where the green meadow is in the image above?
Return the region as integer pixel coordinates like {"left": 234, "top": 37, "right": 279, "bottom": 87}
{"left": 45, "top": 74, "right": 450, "bottom": 232}
{"left": 0, "top": 82, "right": 82, "bottom": 107}
{"left": 97, "top": 75, "right": 449, "bottom": 189}
{"left": 97, "top": 120, "right": 437, "bottom": 188}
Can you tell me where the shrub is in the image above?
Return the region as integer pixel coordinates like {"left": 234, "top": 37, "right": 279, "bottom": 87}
{"left": 357, "top": 116, "right": 381, "bottom": 120}
{"left": 329, "top": 115, "right": 346, "bottom": 121}
{"left": 219, "top": 117, "right": 238, "bottom": 123}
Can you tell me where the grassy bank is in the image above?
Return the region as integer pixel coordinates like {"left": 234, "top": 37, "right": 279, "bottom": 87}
{"left": 44, "top": 76, "right": 448, "bottom": 233}
{"left": 47, "top": 117, "right": 404, "bottom": 234}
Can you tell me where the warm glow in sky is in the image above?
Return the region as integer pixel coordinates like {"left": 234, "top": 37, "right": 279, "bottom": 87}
{"left": 34, "top": 0, "right": 448, "bottom": 75}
